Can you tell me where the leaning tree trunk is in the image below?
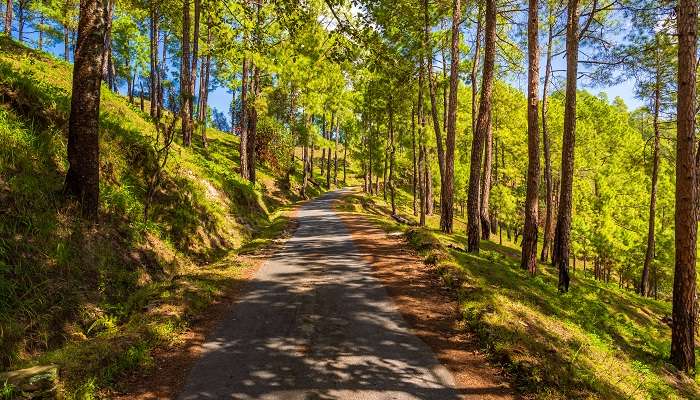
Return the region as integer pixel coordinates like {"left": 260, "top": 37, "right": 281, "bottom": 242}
{"left": 552, "top": 0, "right": 579, "bottom": 292}
{"left": 441, "top": 0, "right": 460, "bottom": 234}
{"left": 670, "top": 0, "right": 697, "bottom": 375}
{"left": 540, "top": 10, "right": 555, "bottom": 263}
{"left": 467, "top": 0, "right": 495, "bottom": 253}
{"left": 64, "top": 0, "right": 105, "bottom": 220}
{"left": 520, "top": 0, "right": 540, "bottom": 275}
{"left": 641, "top": 67, "right": 662, "bottom": 297}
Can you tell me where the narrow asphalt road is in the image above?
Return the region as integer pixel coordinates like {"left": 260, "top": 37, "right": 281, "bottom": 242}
{"left": 178, "top": 190, "right": 459, "bottom": 400}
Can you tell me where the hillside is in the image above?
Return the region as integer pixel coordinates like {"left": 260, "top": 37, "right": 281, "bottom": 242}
{"left": 0, "top": 38, "right": 328, "bottom": 398}
{"left": 335, "top": 190, "right": 700, "bottom": 400}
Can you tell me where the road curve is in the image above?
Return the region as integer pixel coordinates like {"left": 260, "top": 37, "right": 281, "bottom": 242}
{"left": 178, "top": 189, "right": 459, "bottom": 400}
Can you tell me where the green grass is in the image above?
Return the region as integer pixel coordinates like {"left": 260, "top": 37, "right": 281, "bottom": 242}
{"left": 0, "top": 36, "right": 334, "bottom": 398}
{"left": 338, "top": 189, "right": 700, "bottom": 400}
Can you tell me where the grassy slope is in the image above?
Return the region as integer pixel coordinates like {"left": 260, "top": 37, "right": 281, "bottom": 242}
{"left": 337, "top": 188, "right": 700, "bottom": 400}
{"left": 0, "top": 37, "right": 328, "bottom": 398}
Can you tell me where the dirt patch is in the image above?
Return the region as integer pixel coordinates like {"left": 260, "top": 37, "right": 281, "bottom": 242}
{"left": 111, "top": 210, "right": 301, "bottom": 400}
{"left": 335, "top": 204, "right": 516, "bottom": 400}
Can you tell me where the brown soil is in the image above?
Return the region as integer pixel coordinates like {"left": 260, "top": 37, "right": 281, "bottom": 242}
{"left": 335, "top": 204, "right": 516, "bottom": 399}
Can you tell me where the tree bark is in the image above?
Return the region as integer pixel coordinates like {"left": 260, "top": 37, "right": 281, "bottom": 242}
{"left": 467, "top": 0, "right": 495, "bottom": 253}
{"left": 425, "top": 0, "right": 445, "bottom": 200}
{"left": 388, "top": 94, "right": 396, "bottom": 215}
{"left": 426, "top": 150, "right": 433, "bottom": 215}
{"left": 521, "top": 0, "right": 540, "bottom": 275}
{"left": 334, "top": 113, "right": 339, "bottom": 185}
{"left": 64, "top": 26, "right": 70, "bottom": 61}
{"left": 412, "top": 104, "right": 418, "bottom": 216}
{"left": 441, "top": 0, "right": 460, "bottom": 233}
{"left": 480, "top": 122, "right": 493, "bottom": 239}
{"left": 101, "top": 0, "right": 114, "bottom": 86}
{"left": 552, "top": 0, "right": 579, "bottom": 292}
{"left": 149, "top": 2, "right": 159, "bottom": 117}
{"left": 641, "top": 64, "right": 662, "bottom": 297}
{"left": 199, "top": 16, "right": 211, "bottom": 147}
{"left": 239, "top": 54, "right": 249, "bottom": 179}
{"left": 540, "top": 8, "right": 555, "bottom": 263}
{"left": 189, "top": 0, "right": 200, "bottom": 124}
{"left": 246, "top": 64, "right": 259, "bottom": 183}
{"left": 180, "top": 0, "right": 192, "bottom": 146}
{"left": 670, "top": 0, "right": 697, "bottom": 375}
{"left": 4, "top": 0, "right": 12, "bottom": 35}
{"left": 64, "top": 0, "right": 105, "bottom": 220}
{"left": 470, "top": 8, "right": 482, "bottom": 138}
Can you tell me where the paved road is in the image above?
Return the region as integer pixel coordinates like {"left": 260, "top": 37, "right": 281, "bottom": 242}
{"left": 178, "top": 190, "right": 459, "bottom": 400}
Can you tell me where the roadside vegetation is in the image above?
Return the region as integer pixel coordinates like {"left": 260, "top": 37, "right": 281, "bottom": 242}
{"left": 0, "top": 38, "right": 331, "bottom": 398}
{"left": 336, "top": 191, "right": 700, "bottom": 400}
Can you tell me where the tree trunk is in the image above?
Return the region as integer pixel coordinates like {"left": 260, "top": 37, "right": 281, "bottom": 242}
{"left": 149, "top": 3, "right": 159, "bottom": 117}
{"left": 64, "top": 0, "right": 105, "bottom": 220}
{"left": 441, "top": 0, "right": 460, "bottom": 233}
{"left": 670, "top": 0, "right": 697, "bottom": 375}
{"left": 388, "top": 94, "right": 396, "bottom": 215}
{"left": 480, "top": 122, "right": 493, "bottom": 239}
{"left": 239, "top": 54, "right": 249, "bottom": 179}
{"left": 64, "top": 26, "right": 70, "bottom": 61}
{"left": 4, "top": 0, "right": 12, "bottom": 35}
{"left": 343, "top": 135, "right": 347, "bottom": 185}
{"left": 200, "top": 18, "right": 211, "bottom": 147}
{"left": 327, "top": 113, "right": 333, "bottom": 189}
{"left": 334, "top": 114, "right": 339, "bottom": 185}
{"left": 412, "top": 104, "right": 418, "bottom": 216}
{"left": 368, "top": 121, "right": 373, "bottom": 195}
{"left": 419, "top": 145, "right": 426, "bottom": 226}
{"left": 38, "top": 15, "right": 44, "bottom": 50}
{"left": 520, "top": 0, "right": 540, "bottom": 275}
{"left": 470, "top": 7, "right": 482, "bottom": 138}
{"left": 552, "top": 0, "right": 579, "bottom": 292}
{"left": 17, "top": 0, "right": 23, "bottom": 41}
{"left": 180, "top": 0, "right": 192, "bottom": 146}
{"left": 425, "top": 0, "right": 445, "bottom": 199}
{"left": 189, "top": 0, "right": 200, "bottom": 124}
{"left": 246, "top": 64, "right": 259, "bottom": 183}
{"left": 540, "top": 9, "right": 555, "bottom": 263}
{"left": 158, "top": 31, "right": 166, "bottom": 116}
{"left": 100, "top": 0, "right": 114, "bottom": 85}
{"left": 641, "top": 66, "right": 662, "bottom": 297}
{"left": 426, "top": 150, "right": 433, "bottom": 215}
{"left": 467, "top": 0, "right": 495, "bottom": 253}
{"left": 139, "top": 80, "right": 144, "bottom": 111}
